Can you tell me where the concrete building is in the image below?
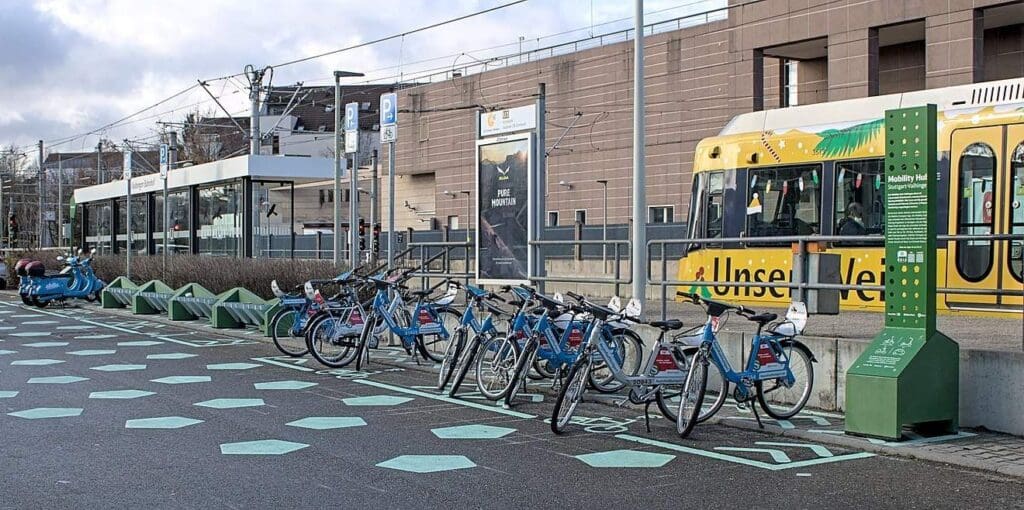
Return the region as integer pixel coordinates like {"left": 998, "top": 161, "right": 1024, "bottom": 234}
{"left": 383, "top": 0, "right": 1024, "bottom": 233}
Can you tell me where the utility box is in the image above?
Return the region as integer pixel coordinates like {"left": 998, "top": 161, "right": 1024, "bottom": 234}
{"left": 792, "top": 242, "right": 840, "bottom": 314}
{"left": 845, "top": 105, "right": 959, "bottom": 440}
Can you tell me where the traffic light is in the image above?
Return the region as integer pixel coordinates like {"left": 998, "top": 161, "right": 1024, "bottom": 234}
{"left": 358, "top": 220, "right": 366, "bottom": 251}
{"left": 372, "top": 225, "right": 381, "bottom": 254}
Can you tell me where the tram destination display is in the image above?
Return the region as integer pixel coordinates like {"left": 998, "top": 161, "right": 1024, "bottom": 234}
{"left": 476, "top": 135, "right": 532, "bottom": 284}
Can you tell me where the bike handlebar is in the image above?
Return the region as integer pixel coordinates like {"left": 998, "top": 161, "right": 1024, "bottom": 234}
{"left": 676, "top": 291, "right": 753, "bottom": 316}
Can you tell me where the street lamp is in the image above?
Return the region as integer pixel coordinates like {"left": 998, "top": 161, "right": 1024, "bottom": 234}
{"left": 459, "top": 190, "right": 471, "bottom": 242}
{"left": 333, "top": 70, "right": 365, "bottom": 268}
{"left": 597, "top": 179, "right": 608, "bottom": 273}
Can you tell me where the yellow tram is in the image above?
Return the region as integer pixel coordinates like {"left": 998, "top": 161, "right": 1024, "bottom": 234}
{"left": 679, "top": 78, "right": 1024, "bottom": 314}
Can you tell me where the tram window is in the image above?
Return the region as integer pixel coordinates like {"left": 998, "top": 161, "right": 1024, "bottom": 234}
{"left": 956, "top": 142, "right": 996, "bottom": 282}
{"left": 707, "top": 172, "right": 724, "bottom": 239}
{"left": 746, "top": 165, "right": 821, "bottom": 239}
{"left": 834, "top": 159, "right": 885, "bottom": 239}
{"left": 1009, "top": 143, "right": 1024, "bottom": 282}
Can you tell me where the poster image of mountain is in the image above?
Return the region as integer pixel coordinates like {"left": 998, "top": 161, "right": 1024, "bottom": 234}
{"left": 477, "top": 137, "right": 531, "bottom": 283}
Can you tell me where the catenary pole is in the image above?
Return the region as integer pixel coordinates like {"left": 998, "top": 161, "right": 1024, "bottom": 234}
{"left": 37, "top": 140, "right": 44, "bottom": 248}
{"left": 387, "top": 142, "right": 396, "bottom": 270}
{"left": 333, "top": 74, "right": 344, "bottom": 267}
{"left": 630, "top": 0, "right": 647, "bottom": 304}
{"left": 370, "top": 149, "right": 378, "bottom": 263}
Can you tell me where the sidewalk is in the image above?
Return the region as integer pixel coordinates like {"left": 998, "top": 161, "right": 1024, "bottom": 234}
{"left": 45, "top": 299, "right": 1024, "bottom": 480}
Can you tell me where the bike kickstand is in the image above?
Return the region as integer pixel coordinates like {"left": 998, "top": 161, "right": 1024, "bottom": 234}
{"left": 643, "top": 401, "right": 653, "bottom": 433}
{"left": 751, "top": 403, "right": 765, "bottom": 429}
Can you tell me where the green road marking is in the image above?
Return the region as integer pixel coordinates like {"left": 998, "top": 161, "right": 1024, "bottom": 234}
{"left": 575, "top": 450, "right": 676, "bottom": 468}
{"left": 8, "top": 407, "right": 83, "bottom": 419}
{"left": 757, "top": 441, "right": 834, "bottom": 458}
{"left": 431, "top": 424, "right": 517, "bottom": 439}
{"left": 75, "top": 334, "right": 117, "bottom": 340}
{"left": 254, "top": 380, "right": 318, "bottom": 390}
{"left": 376, "top": 455, "right": 476, "bottom": 473}
{"left": 68, "top": 350, "right": 117, "bottom": 356}
{"left": 0, "top": 350, "right": 17, "bottom": 356}
{"left": 27, "top": 376, "right": 89, "bottom": 384}
{"left": 287, "top": 417, "right": 367, "bottom": 430}
{"left": 57, "top": 325, "right": 96, "bottom": 331}
{"left": 23, "top": 342, "right": 69, "bottom": 347}
{"left": 10, "top": 332, "right": 49, "bottom": 337}
{"left": 194, "top": 398, "right": 265, "bottom": 409}
{"left": 22, "top": 321, "right": 59, "bottom": 325}
{"left": 10, "top": 359, "right": 64, "bottom": 366}
{"left": 151, "top": 376, "right": 211, "bottom": 384}
{"left": 91, "top": 364, "right": 148, "bottom": 372}
{"left": 125, "top": 416, "right": 204, "bottom": 429}
{"left": 715, "top": 447, "right": 792, "bottom": 463}
{"left": 354, "top": 379, "right": 536, "bottom": 419}
{"left": 250, "top": 357, "right": 316, "bottom": 372}
{"left": 616, "top": 434, "right": 876, "bottom": 471}
{"left": 342, "top": 395, "right": 413, "bottom": 406}
{"left": 118, "top": 341, "right": 164, "bottom": 347}
{"left": 206, "top": 362, "right": 261, "bottom": 370}
{"left": 0, "top": 391, "right": 19, "bottom": 398}
{"left": 89, "top": 390, "right": 155, "bottom": 399}
{"left": 220, "top": 439, "right": 308, "bottom": 455}
{"left": 146, "top": 353, "right": 197, "bottom": 360}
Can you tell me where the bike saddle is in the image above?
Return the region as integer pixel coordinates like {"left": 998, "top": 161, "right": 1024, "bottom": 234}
{"left": 409, "top": 289, "right": 432, "bottom": 299}
{"left": 649, "top": 319, "right": 683, "bottom": 331}
{"left": 745, "top": 312, "right": 778, "bottom": 325}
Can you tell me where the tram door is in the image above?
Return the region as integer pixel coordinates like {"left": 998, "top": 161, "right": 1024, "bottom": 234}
{"left": 945, "top": 125, "right": 1024, "bottom": 311}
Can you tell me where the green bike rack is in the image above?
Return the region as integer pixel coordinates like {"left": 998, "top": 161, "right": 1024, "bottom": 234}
{"left": 211, "top": 287, "right": 272, "bottom": 329}
{"left": 845, "top": 105, "right": 959, "bottom": 440}
{"left": 168, "top": 283, "right": 220, "bottom": 321}
{"left": 131, "top": 280, "right": 176, "bottom": 315}
{"left": 101, "top": 277, "right": 138, "bottom": 309}
{"left": 260, "top": 299, "right": 282, "bottom": 337}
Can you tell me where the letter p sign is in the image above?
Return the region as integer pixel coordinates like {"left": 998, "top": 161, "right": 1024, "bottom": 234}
{"left": 380, "top": 93, "right": 397, "bottom": 127}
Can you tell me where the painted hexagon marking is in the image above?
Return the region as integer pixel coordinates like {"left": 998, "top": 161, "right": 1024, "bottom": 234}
{"left": 57, "top": 325, "right": 96, "bottom": 331}
{"left": 27, "top": 376, "right": 90, "bottom": 384}
{"left": 117, "top": 340, "right": 164, "bottom": 347}
{"left": 0, "top": 350, "right": 17, "bottom": 356}
{"left": 21, "top": 321, "right": 59, "bottom": 325}
{"left": 76, "top": 334, "right": 117, "bottom": 340}
{"left": 342, "top": 395, "right": 413, "bottom": 406}
{"left": 194, "top": 398, "right": 265, "bottom": 409}
{"left": 68, "top": 350, "right": 117, "bottom": 356}
{"left": 125, "top": 416, "right": 204, "bottom": 429}
{"left": 150, "top": 376, "right": 211, "bottom": 384}
{"left": 23, "top": 341, "right": 69, "bottom": 347}
{"left": 220, "top": 440, "right": 309, "bottom": 455}
{"left": 254, "top": 380, "right": 318, "bottom": 390}
{"left": 575, "top": 449, "right": 676, "bottom": 468}
{"left": 206, "top": 363, "right": 262, "bottom": 371}
{"left": 91, "top": 364, "right": 148, "bottom": 372}
{"left": 10, "top": 358, "right": 64, "bottom": 366}
{"left": 8, "top": 407, "right": 83, "bottom": 419}
{"left": 376, "top": 455, "right": 476, "bottom": 473}
{"left": 431, "top": 424, "right": 517, "bottom": 440}
{"left": 89, "top": 389, "right": 155, "bottom": 399}
{"left": 0, "top": 390, "right": 19, "bottom": 398}
{"left": 286, "top": 417, "right": 366, "bottom": 430}
{"left": 146, "top": 353, "right": 197, "bottom": 360}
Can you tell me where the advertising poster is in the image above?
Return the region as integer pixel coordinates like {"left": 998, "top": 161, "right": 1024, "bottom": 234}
{"left": 476, "top": 135, "right": 531, "bottom": 284}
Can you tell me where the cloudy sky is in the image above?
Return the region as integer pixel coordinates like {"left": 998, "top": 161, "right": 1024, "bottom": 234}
{"left": 0, "top": 0, "right": 723, "bottom": 155}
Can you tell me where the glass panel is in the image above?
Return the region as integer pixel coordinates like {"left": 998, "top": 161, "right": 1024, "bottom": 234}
{"left": 746, "top": 164, "right": 822, "bottom": 239}
{"left": 252, "top": 181, "right": 293, "bottom": 258}
{"left": 706, "top": 172, "right": 724, "bottom": 239}
{"left": 956, "top": 143, "right": 996, "bottom": 281}
{"left": 834, "top": 159, "right": 885, "bottom": 240}
{"left": 686, "top": 173, "right": 705, "bottom": 239}
{"left": 85, "top": 202, "right": 112, "bottom": 255}
{"left": 197, "top": 181, "right": 242, "bottom": 257}
{"left": 1009, "top": 143, "right": 1024, "bottom": 282}
{"left": 152, "top": 190, "right": 191, "bottom": 254}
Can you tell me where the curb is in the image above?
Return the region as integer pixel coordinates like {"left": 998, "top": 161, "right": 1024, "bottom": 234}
{"left": 59, "top": 300, "right": 1024, "bottom": 481}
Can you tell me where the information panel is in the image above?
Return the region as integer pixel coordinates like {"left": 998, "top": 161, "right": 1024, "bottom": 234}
{"left": 476, "top": 134, "right": 532, "bottom": 284}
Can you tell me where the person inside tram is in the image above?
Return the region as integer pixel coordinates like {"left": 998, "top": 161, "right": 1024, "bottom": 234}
{"left": 838, "top": 202, "right": 867, "bottom": 236}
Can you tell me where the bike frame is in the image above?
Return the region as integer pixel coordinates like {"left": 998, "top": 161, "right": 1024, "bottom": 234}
{"left": 697, "top": 316, "right": 797, "bottom": 396}
{"left": 370, "top": 286, "right": 452, "bottom": 347}
{"left": 578, "top": 316, "right": 686, "bottom": 400}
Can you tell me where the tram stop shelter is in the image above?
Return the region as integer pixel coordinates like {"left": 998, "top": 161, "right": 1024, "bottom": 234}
{"left": 73, "top": 155, "right": 335, "bottom": 258}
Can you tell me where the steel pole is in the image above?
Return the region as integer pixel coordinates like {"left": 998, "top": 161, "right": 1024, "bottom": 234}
{"left": 349, "top": 153, "right": 359, "bottom": 269}
{"left": 37, "top": 140, "right": 43, "bottom": 248}
{"left": 57, "top": 157, "right": 63, "bottom": 247}
{"left": 370, "top": 149, "right": 378, "bottom": 263}
{"left": 333, "top": 75, "right": 343, "bottom": 267}
{"left": 630, "top": 0, "right": 647, "bottom": 303}
{"left": 125, "top": 154, "right": 132, "bottom": 280}
{"left": 387, "top": 142, "right": 396, "bottom": 270}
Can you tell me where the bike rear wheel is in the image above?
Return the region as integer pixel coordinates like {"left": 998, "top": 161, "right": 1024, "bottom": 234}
{"left": 271, "top": 308, "right": 308, "bottom": 357}
{"left": 676, "top": 349, "right": 709, "bottom": 438}
{"left": 437, "top": 328, "right": 466, "bottom": 390}
{"left": 417, "top": 308, "right": 463, "bottom": 363}
{"left": 589, "top": 329, "right": 643, "bottom": 393}
{"left": 551, "top": 354, "right": 590, "bottom": 434}
{"left": 756, "top": 340, "right": 814, "bottom": 420}
{"left": 475, "top": 334, "right": 518, "bottom": 400}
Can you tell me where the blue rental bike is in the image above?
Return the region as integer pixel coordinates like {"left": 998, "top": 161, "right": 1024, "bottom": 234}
{"left": 436, "top": 281, "right": 510, "bottom": 391}
{"left": 268, "top": 274, "right": 351, "bottom": 357}
{"left": 674, "top": 291, "right": 815, "bottom": 438}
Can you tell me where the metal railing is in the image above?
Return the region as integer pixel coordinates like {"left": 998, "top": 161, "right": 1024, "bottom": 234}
{"left": 528, "top": 239, "right": 632, "bottom": 295}
{"left": 648, "top": 233, "right": 1024, "bottom": 320}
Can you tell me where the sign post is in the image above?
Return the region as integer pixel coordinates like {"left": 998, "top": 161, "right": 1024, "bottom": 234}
{"left": 159, "top": 143, "right": 169, "bottom": 277}
{"left": 380, "top": 93, "right": 397, "bottom": 269}
{"left": 844, "top": 105, "right": 959, "bottom": 440}
{"left": 345, "top": 102, "right": 359, "bottom": 269}
{"left": 123, "top": 150, "right": 133, "bottom": 279}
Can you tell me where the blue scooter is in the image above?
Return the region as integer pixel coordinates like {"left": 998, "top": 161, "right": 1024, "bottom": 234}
{"left": 26, "top": 250, "right": 105, "bottom": 308}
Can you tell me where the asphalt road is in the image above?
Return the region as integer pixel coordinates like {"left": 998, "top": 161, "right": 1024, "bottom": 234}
{"left": 0, "top": 295, "right": 1021, "bottom": 509}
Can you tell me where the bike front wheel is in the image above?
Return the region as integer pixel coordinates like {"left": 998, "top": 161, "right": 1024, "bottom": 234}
{"left": 756, "top": 340, "right": 814, "bottom": 420}
{"left": 656, "top": 346, "right": 729, "bottom": 423}
{"left": 676, "top": 349, "right": 709, "bottom": 438}
{"left": 306, "top": 314, "right": 359, "bottom": 368}
{"left": 449, "top": 335, "right": 483, "bottom": 397}
{"left": 437, "top": 328, "right": 466, "bottom": 390}
{"left": 474, "top": 334, "right": 518, "bottom": 400}
{"left": 417, "top": 308, "right": 463, "bottom": 363}
{"left": 271, "top": 308, "right": 308, "bottom": 357}
{"left": 504, "top": 340, "right": 537, "bottom": 407}
{"left": 588, "top": 329, "right": 644, "bottom": 393}
{"left": 551, "top": 354, "right": 591, "bottom": 434}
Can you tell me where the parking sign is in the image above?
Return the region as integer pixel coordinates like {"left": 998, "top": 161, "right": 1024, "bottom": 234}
{"left": 159, "top": 144, "right": 169, "bottom": 179}
{"left": 344, "top": 102, "right": 359, "bottom": 154}
{"left": 380, "top": 92, "right": 397, "bottom": 143}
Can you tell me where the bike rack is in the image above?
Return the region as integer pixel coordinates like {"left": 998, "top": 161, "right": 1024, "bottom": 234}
{"left": 212, "top": 288, "right": 272, "bottom": 329}
{"left": 168, "top": 283, "right": 220, "bottom": 321}
{"left": 132, "top": 280, "right": 176, "bottom": 315}
{"left": 101, "top": 277, "right": 138, "bottom": 309}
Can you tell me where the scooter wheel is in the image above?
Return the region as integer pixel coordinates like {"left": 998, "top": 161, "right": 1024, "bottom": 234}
{"left": 84, "top": 292, "right": 98, "bottom": 303}
{"left": 21, "top": 296, "right": 31, "bottom": 305}
{"left": 33, "top": 298, "right": 49, "bottom": 309}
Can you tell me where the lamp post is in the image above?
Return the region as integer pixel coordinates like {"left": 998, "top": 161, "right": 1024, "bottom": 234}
{"left": 459, "top": 190, "right": 471, "bottom": 242}
{"left": 597, "top": 179, "right": 608, "bottom": 273}
{"left": 333, "top": 70, "right": 364, "bottom": 268}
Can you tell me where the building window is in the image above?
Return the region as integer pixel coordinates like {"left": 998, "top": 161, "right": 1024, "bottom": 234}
{"left": 781, "top": 59, "right": 799, "bottom": 107}
{"left": 548, "top": 211, "right": 559, "bottom": 227}
{"left": 649, "top": 206, "right": 675, "bottom": 224}
{"left": 834, "top": 159, "right": 885, "bottom": 239}
{"left": 575, "top": 209, "right": 587, "bottom": 225}
{"left": 746, "top": 164, "right": 821, "bottom": 239}
{"left": 447, "top": 215, "right": 459, "bottom": 230}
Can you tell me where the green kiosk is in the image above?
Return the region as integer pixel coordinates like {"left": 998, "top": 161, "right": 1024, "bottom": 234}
{"left": 845, "top": 105, "right": 959, "bottom": 440}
